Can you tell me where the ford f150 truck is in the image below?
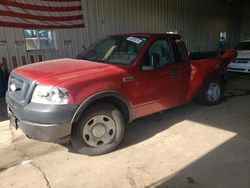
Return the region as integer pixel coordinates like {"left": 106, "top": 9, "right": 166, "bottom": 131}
{"left": 6, "top": 33, "right": 237, "bottom": 155}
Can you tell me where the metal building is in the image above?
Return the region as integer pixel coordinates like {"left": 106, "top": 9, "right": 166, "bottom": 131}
{"left": 0, "top": 0, "right": 244, "bottom": 71}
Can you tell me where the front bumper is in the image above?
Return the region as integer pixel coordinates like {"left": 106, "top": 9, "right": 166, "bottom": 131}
{"left": 10, "top": 117, "right": 72, "bottom": 142}
{"left": 6, "top": 94, "right": 78, "bottom": 142}
{"left": 227, "top": 63, "right": 250, "bottom": 73}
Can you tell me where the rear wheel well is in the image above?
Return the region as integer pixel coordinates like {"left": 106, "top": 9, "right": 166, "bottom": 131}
{"left": 195, "top": 75, "right": 224, "bottom": 105}
{"left": 200, "top": 72, "right": 224, "bottom": 93}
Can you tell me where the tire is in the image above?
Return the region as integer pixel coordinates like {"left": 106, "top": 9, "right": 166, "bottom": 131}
{"left": 71, "top": 103, "right": 125, "bottom": 156}
{"left": 196, "top": 79, "right": 224, "bottom": 105}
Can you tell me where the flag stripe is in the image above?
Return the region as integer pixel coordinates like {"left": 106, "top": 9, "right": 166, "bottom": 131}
{"left": 0, "top": 10, "right": 83, "bottom": 21}
{"left": 0, "top": 20, "right": 84, "bottom": 29}
{"left": 41, "top": 0, "right": 81, "bottom": 2}
{"left": 0, "top": 0, "right": 84, "bottom": 29}
{"left": 0, "top": 16, "right": 84, "bottom": 26}
{"left": 15, "top": 0, "right": 81, "bottom": 8}
{"left": 0, "top": 1, "right": 82, "bottom": 12}
{"left": 0, "top": 6, "right": 82, "bottom": 17}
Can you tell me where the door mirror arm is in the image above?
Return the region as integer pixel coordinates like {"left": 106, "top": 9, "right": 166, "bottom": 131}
{"left": 151, "top": 53, "right": 160, "bottom": 67}
{"left": 140, "top": 53, "right": 160, "bottom": 71}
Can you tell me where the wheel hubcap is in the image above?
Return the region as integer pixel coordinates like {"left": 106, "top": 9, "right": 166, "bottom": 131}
{"left": 83, "top": 115, "right": 116, "bottom": 147}
{"left": 92, "top": 124, "right": 106, "bottom": 137}
{"left": 206, "top": 82, "right": 221, "bottom": 102}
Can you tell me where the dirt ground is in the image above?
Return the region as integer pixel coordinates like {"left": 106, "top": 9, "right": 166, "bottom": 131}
{"left": 0, "top": 72, "right": 250, "bottom": 188}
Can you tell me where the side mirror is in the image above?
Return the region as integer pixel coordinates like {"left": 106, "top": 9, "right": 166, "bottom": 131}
{"left": 141, "top": 65, "right": 154, "bottom": 71}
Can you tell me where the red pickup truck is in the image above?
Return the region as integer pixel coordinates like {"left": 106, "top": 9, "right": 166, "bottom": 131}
{"left": 6, "top": 33, "right": 236, "bottom": 155}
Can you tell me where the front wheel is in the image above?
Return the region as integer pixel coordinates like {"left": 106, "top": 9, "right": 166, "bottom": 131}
{"left": 71, "top": 103, "right": 125, "bottom": 156}
{"left": 196, "top": 79, "right": 224, "bottom": 105}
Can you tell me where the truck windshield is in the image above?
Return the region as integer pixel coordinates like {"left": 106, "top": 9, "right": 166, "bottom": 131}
{"left": 76, "top": 36, "right": 148, "bottom": 65}
{"left": 235, "top": 42, "right": 250, "bottom": 51}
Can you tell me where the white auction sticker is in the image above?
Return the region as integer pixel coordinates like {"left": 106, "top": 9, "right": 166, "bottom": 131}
{"left": 127, "top": 37, "right": 142, "bottom": 44}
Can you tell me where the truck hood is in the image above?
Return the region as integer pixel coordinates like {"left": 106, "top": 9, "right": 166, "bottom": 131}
{"left": 237, "top": 50, "right": 250, "bottom": 59}
{"left": 14, "top": 58, "right": 128, "bottom": 85}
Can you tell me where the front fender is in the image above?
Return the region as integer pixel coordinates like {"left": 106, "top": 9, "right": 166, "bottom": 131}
{"left": 71, "top": 91, "right": 134, "bottom": 124}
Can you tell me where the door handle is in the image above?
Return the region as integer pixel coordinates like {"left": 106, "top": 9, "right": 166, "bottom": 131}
{"left": 171, "top": 69, "right": 179, "bottom": 78}
{"left": 123, "top": 76, "right": 135, "bottom": 82}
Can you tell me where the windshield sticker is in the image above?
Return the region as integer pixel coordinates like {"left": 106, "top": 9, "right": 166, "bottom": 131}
{"left": 127, "top": 37, "right": 142, "bottom": 44}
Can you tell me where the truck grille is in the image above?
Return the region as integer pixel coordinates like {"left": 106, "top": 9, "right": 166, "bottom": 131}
{"left": 235, "top": 58, "right": 250, "bottom": 64}
{"left": 8, "top": 73, "right": 35, "bottom": 105}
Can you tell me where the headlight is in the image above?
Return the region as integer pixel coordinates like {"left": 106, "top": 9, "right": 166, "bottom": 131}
{"left": 31, "top": 85, "right": 68, "bottom": 104}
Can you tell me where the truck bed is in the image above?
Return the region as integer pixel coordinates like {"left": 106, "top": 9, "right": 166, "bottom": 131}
{"left": 189, "top": 51, "right": 219, "bottom": 60}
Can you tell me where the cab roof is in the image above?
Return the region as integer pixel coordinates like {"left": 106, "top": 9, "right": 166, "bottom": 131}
{"left": 111, "top": 32, "right": 182, "bottom": 39}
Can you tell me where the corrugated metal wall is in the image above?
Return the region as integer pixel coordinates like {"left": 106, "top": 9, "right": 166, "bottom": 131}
{"left": 82, "top": 0, "right": 241, "bottom": 51}
{"left": 0, "top": 0, "right": 241, "bottom": 72}
{"left": 0, "top": 27, "right": 85, "bottom": 71}
{"left": 240, "top": 2, "right": 250, "bottom": 40}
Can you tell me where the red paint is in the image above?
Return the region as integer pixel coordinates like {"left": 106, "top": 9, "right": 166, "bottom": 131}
{"left": 0, "top": 10, "right": 83, "bottom": 21}
{"left": 0, "top": 2, "right": 82, "bottom": 12}
{"left": 186, "top": 50, "right": 237, "bottom": 103}
{"left": 0, "top": 0, "right": 84, "bottom": 29}
{"left": 13, "top": 33, "right": 237, "bottom": 120}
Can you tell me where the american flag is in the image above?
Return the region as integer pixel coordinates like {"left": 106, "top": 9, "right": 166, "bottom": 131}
{"left": 0, "top": 0, "right": 84, "bottom": 29}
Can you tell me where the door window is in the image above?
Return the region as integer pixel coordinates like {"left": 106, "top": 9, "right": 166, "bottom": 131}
{"left": 141, "top": 39, "right": 173, "bottom": 68}
{"left": 170, "top": 39, "right": 186, "bottom": 62}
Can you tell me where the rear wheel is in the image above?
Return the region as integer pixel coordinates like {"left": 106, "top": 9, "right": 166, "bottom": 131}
{"left": 196, "top": 79, "right": 224, "bottom": 105}
{"left": 71, "top": 103, "right": 125, "bottom": 156}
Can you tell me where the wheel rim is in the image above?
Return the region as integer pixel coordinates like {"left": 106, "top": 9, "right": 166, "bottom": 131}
{"left": 206, "top": 82, "right": 221, "bottom": 102}
{"left": 82, "top": 115, "right": 116, "bottom": 147}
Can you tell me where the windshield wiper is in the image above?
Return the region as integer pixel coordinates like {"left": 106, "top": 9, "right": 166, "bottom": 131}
{"left": 108, "top": 62, "right": 129, "bottom": 65}
{"left": 79, "top": 57, "right": 128, "bottom": 65}
{"left": 78, "top": 56, "right": 109, "bottom": 64}
{"left": 94, "top": 58, "right": 109, "bottom": 64}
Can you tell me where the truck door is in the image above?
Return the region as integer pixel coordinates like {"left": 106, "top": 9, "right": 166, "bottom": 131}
{"left": 169, "top": 37, "right": 191, "bottom": 105}
{"left": 131, "top": 38, "right": 179, "bottom": 118}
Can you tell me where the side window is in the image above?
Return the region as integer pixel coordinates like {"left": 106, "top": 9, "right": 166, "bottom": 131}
{"left": 170, "top": 39, "right": 186, "bottom": 62}
{"left": 141, "top": 39, "right": 173, "bottom": 68}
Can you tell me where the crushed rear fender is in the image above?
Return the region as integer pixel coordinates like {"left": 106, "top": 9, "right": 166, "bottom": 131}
{"left": 186, "top": 49, "right": 237, "bottom": 103}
